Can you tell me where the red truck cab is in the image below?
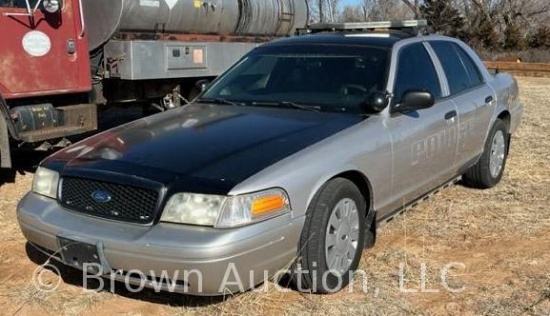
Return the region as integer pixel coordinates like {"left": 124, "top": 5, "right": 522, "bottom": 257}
{"left": 0, "top": 0, "right": 90, "bottom": 98}
{"left": 0, "top": 0, "right": 96, "bottom": 168}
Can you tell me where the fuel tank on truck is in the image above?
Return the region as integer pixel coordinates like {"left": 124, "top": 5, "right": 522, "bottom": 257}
{"left": 83, "top": 0, "right": 309, "bottom": 51}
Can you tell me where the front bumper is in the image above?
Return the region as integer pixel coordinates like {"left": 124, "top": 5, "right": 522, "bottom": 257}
{"left": 17, "top": 192, "right": 303, "bottom": 295}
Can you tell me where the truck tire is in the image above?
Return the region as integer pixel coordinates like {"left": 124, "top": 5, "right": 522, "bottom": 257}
{"left": 294, "top": 178, "right": 369, "bottom": 293}
{"left": 463, "top": 119, "right": 508, "bottom": 189}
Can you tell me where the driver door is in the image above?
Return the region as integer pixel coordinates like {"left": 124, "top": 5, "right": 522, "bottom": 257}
{"left": 385, "top": 42, "right": 459, "bottom": 214}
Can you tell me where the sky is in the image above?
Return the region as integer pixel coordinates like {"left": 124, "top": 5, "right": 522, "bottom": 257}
{"left": 340, "top": 0, "right": 361, "bottom": 6}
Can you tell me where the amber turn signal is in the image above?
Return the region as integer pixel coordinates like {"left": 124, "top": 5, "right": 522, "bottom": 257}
{"left": 251, "top": 194, "right": 287, "bottom": 216}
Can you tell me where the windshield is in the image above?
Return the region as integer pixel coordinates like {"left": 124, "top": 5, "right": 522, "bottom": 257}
{"left": 0, "top": 0, "right": 39, "bottom": 8}
{"left": 200, "top": 44, "right": 390, "bottom": 114}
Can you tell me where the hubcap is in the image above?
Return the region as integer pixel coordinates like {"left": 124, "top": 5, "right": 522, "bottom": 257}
{"left": 489, "top": 130, "right": 506, "bottom": 178}
{"left": 325, "top": 198, "right": 360, "bottom": 275}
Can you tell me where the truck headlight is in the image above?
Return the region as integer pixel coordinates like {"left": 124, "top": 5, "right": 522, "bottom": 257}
{"left": 160, "top": 188, "right": 290, "bottom": 228}
{"left": 32, "top": 167, "right": 60, "bottom": 199}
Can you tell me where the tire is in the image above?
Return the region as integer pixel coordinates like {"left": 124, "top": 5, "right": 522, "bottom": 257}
{"left": 294, "top": 178, "right": 369, "bottom": 293}
{"left": 463, "top": 119, "right": 509, "bottom": 189}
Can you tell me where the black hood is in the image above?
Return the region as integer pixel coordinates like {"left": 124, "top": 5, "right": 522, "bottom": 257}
{"left": 44, "top": 104, "right": 362, "bottom": 194}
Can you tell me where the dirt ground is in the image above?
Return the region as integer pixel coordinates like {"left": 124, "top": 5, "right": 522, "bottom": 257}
{"left": 0, "top": 77, "right": 548, "bottom": 315}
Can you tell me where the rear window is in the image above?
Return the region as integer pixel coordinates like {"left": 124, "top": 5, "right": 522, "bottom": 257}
{"left": 454, "top": 44, "right": 484, "bottom": 87}
{"left": 430, "top": 41, "right": 484, "bottom": 95}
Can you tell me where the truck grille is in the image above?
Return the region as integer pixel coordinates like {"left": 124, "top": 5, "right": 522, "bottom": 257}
{"left": 59, "top": 177, "right": 160, "bottom": 224}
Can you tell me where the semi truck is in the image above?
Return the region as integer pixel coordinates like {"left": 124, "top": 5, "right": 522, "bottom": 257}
{"left": 0, "top": 0, "right": 309, "bottom": 168}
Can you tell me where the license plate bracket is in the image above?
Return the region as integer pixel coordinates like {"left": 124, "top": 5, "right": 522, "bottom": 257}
{"left": 57, "top": 237, "right": 104, "bottom": 274}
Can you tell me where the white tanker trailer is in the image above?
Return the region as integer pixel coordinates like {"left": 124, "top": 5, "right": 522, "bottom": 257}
{"left": 84, "top": 0, "right": 310, "bottom": 108}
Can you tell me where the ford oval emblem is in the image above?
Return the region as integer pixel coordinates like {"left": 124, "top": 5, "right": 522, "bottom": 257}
{"left": 91, "top": 190, "right": 112, "bottom": 203}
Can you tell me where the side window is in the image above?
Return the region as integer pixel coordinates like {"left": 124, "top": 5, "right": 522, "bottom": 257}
{"left": 393, "top": 43, "right": 442, "bottom": 104}
{"left": 454, "top": 44, "right": 484, "bottom": 87}
{"left": 430, "top": 41, "right": 471, "bottom": 95}
{"left": 0, "top": 0, "right": 39, "bottom": 8}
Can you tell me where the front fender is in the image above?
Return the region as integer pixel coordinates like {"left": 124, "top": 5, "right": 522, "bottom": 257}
{"left": 229, "top": 117, "right": 392, "bottom": 219}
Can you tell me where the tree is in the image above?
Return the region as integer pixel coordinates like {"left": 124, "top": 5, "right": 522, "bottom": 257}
{"left": 335, "top": 0, "right": 413, "bottom": 22}
{"left": 463, "top": 0, "right": 549, "bottom": 50}
{"left": 470, "top": 12, "right": 499, "bottom": 50}
{"left": 421, "top": 0, "right": 465, "bottom": 38}
{"left": 340, "top": 5, "right": 365, "bottom": 22}
{"left": 312, "top": 0, "right": 550, "bottom": 54}
{"left": 368, "top": 0, "right": 413, "bottom": 20}
{"left": 400, "top": 0, "right": 421, "bottom": 18}
{"left": 308, "top": 0, "right": 341, "bottom": 22}
{"left": 502, "top": 21, "right": 527, "bottom": 50}
{"left": 360, "top": 0, "right": 376, "bottom": 21}
{"left": 529, "top": 25, "right": 550, "bottom": 48}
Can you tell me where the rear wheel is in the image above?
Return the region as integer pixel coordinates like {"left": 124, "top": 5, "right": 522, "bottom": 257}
{"left": 463, "top": 119, "right": 508, "bottom": 188}
{"left": 294, "top": 178, "right": 369, "bottom": 293}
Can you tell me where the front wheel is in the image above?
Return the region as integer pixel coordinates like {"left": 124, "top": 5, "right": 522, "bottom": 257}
{"left": 463, "top": 119, "right": 509, "bottom": 188}
{"left": 294, "top": 178, "right": 368, "bottom": 293}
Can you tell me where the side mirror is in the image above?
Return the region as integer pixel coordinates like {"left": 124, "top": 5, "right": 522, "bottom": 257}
{"left": 362, "top": 91, "right": 390, "bottom": 113}
{"left": 397, "top": 90, "right": 434, "bottom": 112}
{"left": 42, "top": 0, "right": 62, "bottom": 13}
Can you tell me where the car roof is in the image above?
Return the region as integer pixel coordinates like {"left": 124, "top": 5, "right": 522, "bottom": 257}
{"left": 264, "top": 20, "right": 450, "bottom": 49}
{"left": 264, "top": 32, "right": 403, "bottom": 48}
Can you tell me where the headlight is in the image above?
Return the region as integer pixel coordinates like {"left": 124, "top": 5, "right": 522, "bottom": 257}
{"left": 161, "top": 193, "right": 226, "bottom": 226}
{"left": 160, "top": 188, "right": 290, "bottom": 228}
{"left": 32, "top": 167, "right": 60, "bottom": 199}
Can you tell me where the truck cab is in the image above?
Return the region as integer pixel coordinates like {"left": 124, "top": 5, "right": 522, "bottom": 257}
{"left": 0, "top": 0, "right": 96, "bottom": 168}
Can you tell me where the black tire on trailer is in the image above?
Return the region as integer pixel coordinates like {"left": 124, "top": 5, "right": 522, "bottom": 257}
{"left": 294, "top": 178, "right": 371, "bottom": 293}
{"left": 463, "top": 119, "right": 509, "bottom": 189}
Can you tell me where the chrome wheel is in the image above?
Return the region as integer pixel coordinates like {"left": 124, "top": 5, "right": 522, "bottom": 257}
{"left": 489, "top": 130, "right": 506, "bottom": 178}
{"left": 325, "top": 198, "right": 360, "bottom": 275}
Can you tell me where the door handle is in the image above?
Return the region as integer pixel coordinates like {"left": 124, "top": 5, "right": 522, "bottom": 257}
{"left": 444, "top": 110, "right": 457, "bottom": 120}
{"left": 485, "top": 96, "right": 494, "bottom": 104}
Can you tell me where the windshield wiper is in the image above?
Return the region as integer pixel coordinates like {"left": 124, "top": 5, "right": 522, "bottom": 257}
{"left": 196, "top": 98, "right": 244, "bottom": 106}
{"left": 281, "top": 101, "right": 321, "bottom": 112}
{"left": 251, "top": 101, "right": 321, "bottom": 112}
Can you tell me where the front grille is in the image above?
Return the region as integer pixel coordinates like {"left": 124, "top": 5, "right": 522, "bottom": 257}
{"left": 59, "top": 177, "right": 159, "bottom": 224}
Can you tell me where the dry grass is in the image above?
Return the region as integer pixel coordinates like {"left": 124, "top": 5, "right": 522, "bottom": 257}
{"left": 0, "top": 77, "right": 549, "bottom": 315}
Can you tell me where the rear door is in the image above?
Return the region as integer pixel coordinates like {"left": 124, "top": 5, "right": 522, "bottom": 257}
{"left": 428, "top": 41, "right": 495, "bottom": 171}
{"left": 0, "top": 0, "right": 90, "bottom": 99}
{"left": 385, "top": 42, "right": 459, "bottom": 214}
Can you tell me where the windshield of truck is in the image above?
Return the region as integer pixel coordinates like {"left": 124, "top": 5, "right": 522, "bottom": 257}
{"left": 199, "top": 44, "right": 390, "bottom": 114}
{"left": 0, "top": 0, "right": 39, "bottom": 8}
